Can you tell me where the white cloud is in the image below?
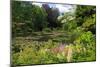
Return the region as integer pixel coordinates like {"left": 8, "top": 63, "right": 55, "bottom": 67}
{"left": 56, "top": 4, "right": 76, "bottom": 13}
{"left": 56, "top": 4, "right": 70, "bottom": 13}
{"left": 32, "top": 2, "right": 42, "bottom": 7}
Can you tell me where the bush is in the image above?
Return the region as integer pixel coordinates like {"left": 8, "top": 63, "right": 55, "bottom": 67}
{"left": 12, "top": 35, "right": 96, "bottom": 65}
{"left": 43, "top": 28, "right": 52, "bottom": 32}
{"left": 72, "top": 31, "right": 96, "bottom": 62}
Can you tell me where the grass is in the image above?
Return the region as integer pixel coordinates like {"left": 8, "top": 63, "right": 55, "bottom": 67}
{"left": 12, "top": 31, "right": 96, "bottom": 66}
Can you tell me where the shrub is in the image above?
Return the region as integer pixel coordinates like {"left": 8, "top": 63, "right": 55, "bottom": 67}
{"left": 72, "top": 31, "right": 96, "bottom": 62}
{"left": 43, "top": 28, "right": 52, "bottom": 32}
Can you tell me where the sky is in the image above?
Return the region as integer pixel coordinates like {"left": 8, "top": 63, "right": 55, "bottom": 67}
{"left": 32, "top": 2, "right": 76, "bottom": 13}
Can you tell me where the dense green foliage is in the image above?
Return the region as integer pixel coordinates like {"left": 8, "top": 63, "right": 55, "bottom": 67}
{"left": 12, "top": 1, "right": 96, "bottom": 66}
{"left": 57, "top": 12, "right": 77, "bottom": 31}
{"left": 12, "top": 1, "right": 48, "bottom": 36}
{"left": 76, "top": 5, "right": 96, "bottom": 34}
{"left": 32, "top": 5, "right": 48, "bottom": 31}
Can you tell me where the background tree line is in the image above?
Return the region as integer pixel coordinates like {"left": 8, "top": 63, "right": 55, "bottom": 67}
{"left": 12, "top": 1, "right": 96, "bottom": 37}
{"left": 12, "top": 1, "right": 61, "bottom": 37}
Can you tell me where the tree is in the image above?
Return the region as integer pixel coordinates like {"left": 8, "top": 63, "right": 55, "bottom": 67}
{"left": 32, "top": 5, "right": 48, "bottom": 31}
{"left": 75, "top": 5, "right": 96, "bottom": 34}
{"left": 12, "top": 1, "right": 33, "bottom": 36}
{"left": 12, "top": 1, "right": 48, "bottom": 36}
{"left": 57, "top": 12, "right": 77, "bottom": 31}
{"left": 42, "top": 4, "right": 60, "bottom": 29}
